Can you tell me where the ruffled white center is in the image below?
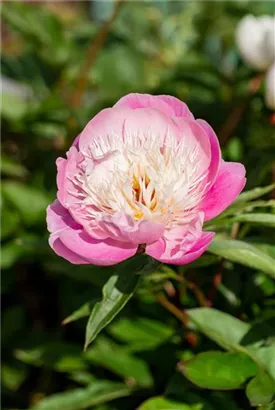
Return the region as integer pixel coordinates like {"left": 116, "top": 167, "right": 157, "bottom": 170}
{"left": 73, "top": 132, "right": 208, "bottom": 228}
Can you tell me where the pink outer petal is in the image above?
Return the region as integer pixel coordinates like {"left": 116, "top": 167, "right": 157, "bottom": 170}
{"left": 79, "top": 107, "right": 130, "bottom": 151}
{"left": 114, "top": 93, "right": 175, "bottom": 117}
{"left": 56, "top": 146, "right": 83, "bottom": 209}
{"left": 79, "top": 106, "right": 181, "bottom": 152}
{"left": 199, "top": 160, "right": 246, "bottom": 221}
{"left": 157, "top": 95, "right": 195, "bottom": 120}
{"left": 175, "top": 118, "right": 211, "bottom": 177}
{"left": 115, "top": 93, "right": 194, "bottom": 120}
{"left": 72, "top": 134, "right": 80, "bottom": 148}
{"left": 46, "top": 199, "right": 82, "bottom": 233}
{"left": 49, "top": 235, "right": 90, "bottom": 264}
{"left": 58, "top": 229, "right": 137, "bottom": 266}
{"left": 196, "top": 119, "right": 221, "bottom": 188}
{"left": 47, "top": 200, "right": 137, "bottom": 266}
{"left": 146, "top": 232, "right": 215, "bottom": 265}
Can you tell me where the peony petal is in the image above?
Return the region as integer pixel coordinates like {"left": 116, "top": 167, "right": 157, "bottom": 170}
{"left": 79, "top": 106, "right": 181, "bottom": 153}
{"left": 120, "top": 219, "right": 165, "bottom": 245}
{"left": 79, "top": 107, "right": 130, "bottom": 151}
{"left": 56, "top": 157, "right": 67, "bottom": 207}
{"left": 115, "top": 93, "right": 194, "bottom": 120}
{"left": 196, "top": 119, "right": 221, "bottom": 188}
{"left": 199, "top": 160, "right": 246, "bottom": 221}
{"left": 58, "top": 228, "right": 138, "bottom": 266}
{"left": 146, "top": 232, "right": 215, "bottom": 265}
{"left": 72, "top": 133, "right": 80, "bottom": 148}
{"left": 176, "top": 118, "right": 211, "bottom": 177}
{"left": 56, "top": 147, "right": 84, "bottom": 210}
{"left": 46, "top": 199, "right": 81, "bottom": 233}
{"left": 47, "top": 200, "right": 90, "bottom": 264}
{"left": 98, "top": 213, "right": 165, "bottom": 245}
{"left": 114, "top": 93, "right": 175, "bottom": 117}
{"left": 46, "top": 199, "right": 137, "bottom": 266}
{"left": 157, "top": 95, "right": 195, "bottom": 120}
{"left": 49, "top": 235, "right": 90, "bottom": 264}
{"left": 123, "top": 108, "right": 181, "bottom": 144}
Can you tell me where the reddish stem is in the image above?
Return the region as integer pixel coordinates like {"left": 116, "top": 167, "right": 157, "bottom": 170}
{"left": 70, "top": 0, "right": 123, "bottom": 108}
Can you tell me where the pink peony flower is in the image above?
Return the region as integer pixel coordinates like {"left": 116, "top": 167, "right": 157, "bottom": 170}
{"left": 46, "top": 94, "right": 246, "bottom": 266}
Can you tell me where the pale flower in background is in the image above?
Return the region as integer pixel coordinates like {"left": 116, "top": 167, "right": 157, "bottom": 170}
{"left": 236, "top": 15, "right": 275, "bottom": 71}
{"left": 265, "top": 62, "right": 275, "bottom": 110}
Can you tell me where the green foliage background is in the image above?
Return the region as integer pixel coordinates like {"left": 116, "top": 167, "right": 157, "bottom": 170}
{"left": 1, "top": 1, "right": 275, "bottom": 409}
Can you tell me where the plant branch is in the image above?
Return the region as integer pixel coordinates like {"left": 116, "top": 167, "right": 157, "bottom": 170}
{"left": 219, "top": 103, "right": 247, "bottom": 146}
{"left": 219, "top": 74, "right": 264, "bottom": 146}
{"left": 154, "top": 293, "right": 188, "bottom": 327}
{"left": 186, "top": 280, "right": 210, "bottom": 307}
{"left": 172, "top": 273, "right": 209, "bottom": 307}
{"left": 69, "top": 0, "right": 124, "bottom": 109}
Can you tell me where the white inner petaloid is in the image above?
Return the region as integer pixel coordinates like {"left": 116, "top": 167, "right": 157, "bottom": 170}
{"left": 72, "top": 131, "right": 208, "bottom": 228}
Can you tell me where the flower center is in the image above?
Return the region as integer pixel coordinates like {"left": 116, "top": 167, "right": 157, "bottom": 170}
{"left": 73, "top": 131, "right": 208, "bottom": 227}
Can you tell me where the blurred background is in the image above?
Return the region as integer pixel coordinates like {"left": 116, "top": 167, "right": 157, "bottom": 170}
{"left": 1, "top": 1, "right": 275, "bottom": 410}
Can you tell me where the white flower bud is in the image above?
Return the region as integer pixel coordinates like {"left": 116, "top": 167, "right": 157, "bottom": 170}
{"left": 236, "top": 15, "right": 275, "bottom": 71}
{"left": 265, "top": 62, "right": 275, "bottom": 110}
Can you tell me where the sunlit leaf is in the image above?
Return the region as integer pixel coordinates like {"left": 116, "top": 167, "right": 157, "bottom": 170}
{"left": 246, "top": 372, "right": 275, "bottom": 406}
{"left": 180, "top": 351, "right": 258, "bottom": 390}
{"left": 208, "top": 239, "right": 275, "bottom": 279}
{"left": 139, "top": 397, "right": 198, "bottom": 410}
{"left": 187, "top": 308, "right": 251, "bottom": 351}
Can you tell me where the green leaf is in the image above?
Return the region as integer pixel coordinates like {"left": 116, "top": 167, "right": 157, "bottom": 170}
{"left": 86, "top": 337, "right": 153, "bottom": 388}
{"left": 208, "top": 239, "right": 275, "bottom": 279}
{"left": 258, "top": 403, "right": 275, "bottom": 410}
{"left": 69, "top": 372, "right": 95, "bottom": 386}
{"left": 1, "top": 241, "right": 24, "bottom": 269}
{"left": 15, "top": 342, "right": 88, "bottom": 373}
{"left": 207, "top": 201, "right": 275, "bottom": 226}
{"left": 1, "top": 234, "right": 46, "bottom": 269}
{"left": 2, "top": 181, "right": 50, "bottom": 225}
{"left": 30, "top": 381, "right": 132, "bottom": 410}
{"left": 248, "top": 346, "right": 275, "bottom": 381}
{"left": 1, "top": 208, "right": 20, "bottom": 240}
{"left": 235, "top": 184, "right": 275, "bottom": 204}
{"left": 84, "top": 255, "right": 159, "bottom": 350}
{"left": 1, "top": 154, "right": 28, "bottom": 178}
{"left": 1, "top": 361, "right": 28, "bottom": 392}
{"left": 62, "top": 300, "right": 98, "bottom": 325}
{"left": 139, "top": 397, "right": 198, "bottom": 410}
{"left": 230, "top": 213, "right": 275, "bottom": 228}
{"left": 187, "top": 308, "right": 250, "bottom": 352}
{"left": 180, "top": 351, "right": 258, "bottom": 390}
{"left": 246, "top": 372, "right": 275, "bottom": 406}
{"left": 93, "top": 45, "right": 145, "bottom": 100}
{"left": 108, "top": 317, "right": 174, "bottom": 351}
{"left": 1, "top": 93, "right": 28, "bottom": 121}
{"left": 2, "top": 2, "right": 64, "bottom": 51}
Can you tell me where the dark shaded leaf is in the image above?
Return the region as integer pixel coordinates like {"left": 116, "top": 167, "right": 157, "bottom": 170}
{"left": 84, "top": 255, "right": 159, "bottom": 349}
{"left": 86, "top": 337, "right": 153, "bottom": 388}
{"left": 30, "top": 381, "right": 132, "bottom": 410}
